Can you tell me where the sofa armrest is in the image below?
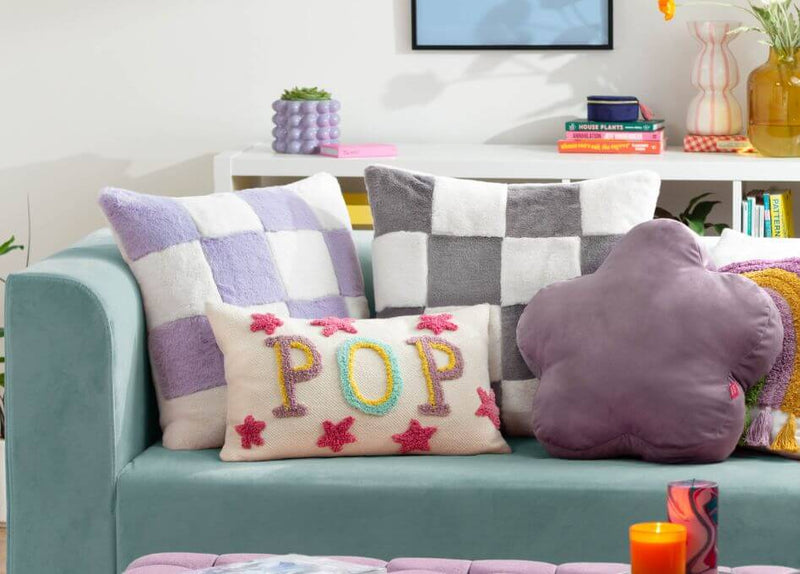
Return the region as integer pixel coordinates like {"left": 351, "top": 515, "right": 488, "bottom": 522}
{"left": 4, "top": 229, "right": 157, "bottom": 574}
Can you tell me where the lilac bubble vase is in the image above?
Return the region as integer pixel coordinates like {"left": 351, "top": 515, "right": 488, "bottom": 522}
{"left": 271, "top": 99, "right": 341, "bottom": 154}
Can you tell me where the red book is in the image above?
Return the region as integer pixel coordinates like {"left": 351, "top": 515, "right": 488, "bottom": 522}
{"left": 557, "top": 140, "right": 666, "bottom": 154}
{"left": 565, "top": 130, "right": 664, "bottom": 141}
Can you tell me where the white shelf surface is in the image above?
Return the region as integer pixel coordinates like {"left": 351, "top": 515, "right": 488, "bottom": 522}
{"left": 217, "top": 143, "right": 800, "bottom": 183}
{"left": 215, "top": 143, "right": 800, "bottom": 233}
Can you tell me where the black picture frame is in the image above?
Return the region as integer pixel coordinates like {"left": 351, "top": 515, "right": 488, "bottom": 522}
{"left": 411, "top": 0, "right": 613, "bottom": 51}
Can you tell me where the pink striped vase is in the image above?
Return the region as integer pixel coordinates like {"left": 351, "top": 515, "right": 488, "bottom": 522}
{"left": 686, "top": 21, "right": 743, "bottom": 136}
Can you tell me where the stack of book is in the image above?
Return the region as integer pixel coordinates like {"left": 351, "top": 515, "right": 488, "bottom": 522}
{"left": 741, "top": 190, "right": 794, "bottom": 238}
{"left": 558, "top": 119, "right": 666, "bottom": 154}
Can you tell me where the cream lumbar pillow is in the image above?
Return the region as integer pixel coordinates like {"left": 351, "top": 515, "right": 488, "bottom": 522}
{"left": 206, "top": 302, "right": 510, "bottom": 461}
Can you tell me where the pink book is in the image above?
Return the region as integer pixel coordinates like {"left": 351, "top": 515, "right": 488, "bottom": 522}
{"left": 320, "top": 143, "right": 397, "bottom": 158}
{"left": 565, "top": 130, "right": 664, "bottom": 141}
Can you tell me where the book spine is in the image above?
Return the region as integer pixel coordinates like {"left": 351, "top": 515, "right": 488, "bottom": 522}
{"left": 770, "top": 194, "right": 783, "bottom": 238}
{"left": 565, "top": 131, "right": 663, "bottom": 141}
{"left": 779, "top": 192, "right": 793, "bottom": 238}
{"left": 557, "top": 140, "right": 664, "bottom": 154}
{"left": 764, "top": 194, "right": 773, "bottom": 237}
{"left": 741, "top": 200, "right": 748, "bottom": 235}
{"left": 752, "top": 203, "right": 758, "bottom": 237}
{"left": 565, "top": 121, "right": 663, "bottom": 132}
{"left": 747, "top": 197, "right": 755, "bottom": 236}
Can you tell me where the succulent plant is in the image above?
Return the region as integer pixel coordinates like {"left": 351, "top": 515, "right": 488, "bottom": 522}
{"left": 281, "top": 86, "right": 332, "bottom": 101}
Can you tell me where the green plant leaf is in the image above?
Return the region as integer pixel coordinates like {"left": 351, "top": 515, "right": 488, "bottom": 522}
{"left": 707, "top": 223, "right": 730, "bottom": 235}
{"left": 0, "top": 327, "right": 4, "bottom": 338}
{"left": 685, "top": 192, "right": 714, "bottom": 213}
{"left": 654, "top": 207, "right": 677, "bottom": 219}
{"left": 281, "top": 86, "right": 332, "bottom": 101}
{"left": 685, "top": 217, "right": 707, "bottom": 235}
{"left": 688, "top": 200, "right": 721, "bottom": 222}
{"left": 0, "top": 372, "right": 5, "bottom": 388}
{"left": 0, "top": 235, "right": 24, "bottom": 257}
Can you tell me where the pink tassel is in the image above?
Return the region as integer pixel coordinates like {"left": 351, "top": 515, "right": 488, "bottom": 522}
{"left": 745, "top": 409, "right": 772, "bottom": 448}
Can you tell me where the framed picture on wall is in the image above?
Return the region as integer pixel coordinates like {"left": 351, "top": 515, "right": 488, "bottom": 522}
{"left": 412, "top": 0, "right": 613, "bottom": 50}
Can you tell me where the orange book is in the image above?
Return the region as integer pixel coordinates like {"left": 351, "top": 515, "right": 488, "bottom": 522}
{"left": 557, "top": 140, "right": 665, "bottom": 154}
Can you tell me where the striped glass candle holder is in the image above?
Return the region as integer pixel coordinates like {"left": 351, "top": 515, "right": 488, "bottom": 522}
{"left": 667, "top": 479, "right": 719, "bottom": 574}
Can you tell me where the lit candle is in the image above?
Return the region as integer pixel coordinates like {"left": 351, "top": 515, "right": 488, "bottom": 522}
{"left": 630, "top": 522, "right": 687, "bottom": 574}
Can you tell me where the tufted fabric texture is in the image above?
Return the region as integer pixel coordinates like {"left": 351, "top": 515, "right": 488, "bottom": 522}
{"left": 124, "top": 553, "right": 797, "bottom": 574}
{"left": 206, "top": 303, "right": 509, "bottom": 461}
{"left": 365, "top": 165, "right": 660, "bottom": 437}
{"left": 720, "top": 258, "right": 800, "bottom": 458}
{"left": 98, "top": 173, "right": 369, "bottom": 450}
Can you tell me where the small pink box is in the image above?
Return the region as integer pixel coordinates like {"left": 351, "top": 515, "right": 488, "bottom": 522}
{"left": 319, "top": 143, "right": 397, "bottom": 158}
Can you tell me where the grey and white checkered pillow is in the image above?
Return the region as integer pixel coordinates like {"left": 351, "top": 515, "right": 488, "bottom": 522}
{"left": 365, "top": 165, "right": 660, "bottom": 435}
{"left": 99, "top": 173, "right": 369, "bottom": 450}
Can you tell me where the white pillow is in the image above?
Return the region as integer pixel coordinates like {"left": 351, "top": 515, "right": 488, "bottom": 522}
{"left": 711, "top": 229, "right": 800, "bottom": 267}
{"left": 696, "top": 235, "right": 720, "bottom": 254}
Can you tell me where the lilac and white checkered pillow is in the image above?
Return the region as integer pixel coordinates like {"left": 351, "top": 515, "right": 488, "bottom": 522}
{"left": 99, "top": 173, "right": 369, "bottom": 450}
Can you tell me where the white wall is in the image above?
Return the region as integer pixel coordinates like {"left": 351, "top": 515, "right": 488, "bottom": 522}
{"left": 0, "top": 0, "right": 766, "bottom": 324}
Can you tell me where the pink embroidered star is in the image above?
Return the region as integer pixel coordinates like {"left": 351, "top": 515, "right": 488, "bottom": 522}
{"left": 316, "top": 416, "right": 358, "bottom": 453}
{"left": 250, "top": 313, "right": 283, "bottom": 335}
{"left": 475, "top": 387, "right": 501, "bottom": 430}
{"left": 416, "top": 313, "right": 458, "bottom": 335}
{"left": 235, "top": 415, "right": 266, "bottom": 449}
{"left": 310, "top": 316, "right": 358, "bottom": 337}
{"left": 392, "top": 419, "right": 437, "bottom": 454}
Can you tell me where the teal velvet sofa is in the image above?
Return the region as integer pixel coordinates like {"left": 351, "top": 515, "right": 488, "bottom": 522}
{"left": 5, "top": 229, "right": 800, "bottom": 574}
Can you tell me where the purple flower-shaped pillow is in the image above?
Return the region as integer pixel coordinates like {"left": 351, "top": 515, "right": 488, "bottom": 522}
{"left": 516, "top": 219, "right": 783, "bottom": 463}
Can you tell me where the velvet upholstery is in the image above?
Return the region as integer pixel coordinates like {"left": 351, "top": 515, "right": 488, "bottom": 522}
{"left": 5, "top": 230, "right": 800, "bottom": 574}
{"left": 4, "top": 230, "right": 159, "bottom": 574}
{"left": 115, "top": 439, "right": 800, "bottom": 570}
{"left": 518, "top": 220, "right": 783, "bottom": 463}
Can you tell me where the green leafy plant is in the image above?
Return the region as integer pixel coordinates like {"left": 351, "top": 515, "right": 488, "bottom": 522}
{"left": 0, "top": 235, "right": 24, "bottom": 391}
{"left": 743, "top": 0, "right": 800, "bottom": 61}
{"left": 659, "top": 0, "right": 800, "bottom": 62}
{"left": 655, "top": 192, "right": 729, "bottom": 235}
{"left": 0, "top": 236, "right": 23, "bottom": 258}
{"left": 281, "top": 86, "right": 332, "bottom": 101}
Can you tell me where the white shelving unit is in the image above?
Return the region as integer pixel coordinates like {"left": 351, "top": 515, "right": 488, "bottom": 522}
{"left": 214, "top": 143, "right": 800, "bottom": 232}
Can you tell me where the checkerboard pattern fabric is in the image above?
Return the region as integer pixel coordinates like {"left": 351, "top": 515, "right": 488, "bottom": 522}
{"left": 365, "top": 165, "right": 660, "bottom": 436}
{"left": 99, "top": 173, "right": 369, "bottom": 450}
{"left": 683, "top": 134, "right": 754, "bottom": 153}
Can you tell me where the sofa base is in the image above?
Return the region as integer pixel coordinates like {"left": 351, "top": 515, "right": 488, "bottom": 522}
{"left": 116, "top": 439, "right": 800, "bottom": 570}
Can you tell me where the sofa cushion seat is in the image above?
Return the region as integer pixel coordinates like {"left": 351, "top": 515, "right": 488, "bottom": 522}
{"left": 116, "top": 439, "right": 800, "bottom": 570}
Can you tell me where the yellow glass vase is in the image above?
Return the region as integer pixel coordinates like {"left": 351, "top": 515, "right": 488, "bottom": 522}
{"left": 748, "top": 48, "right": 800, "bottom": 157}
